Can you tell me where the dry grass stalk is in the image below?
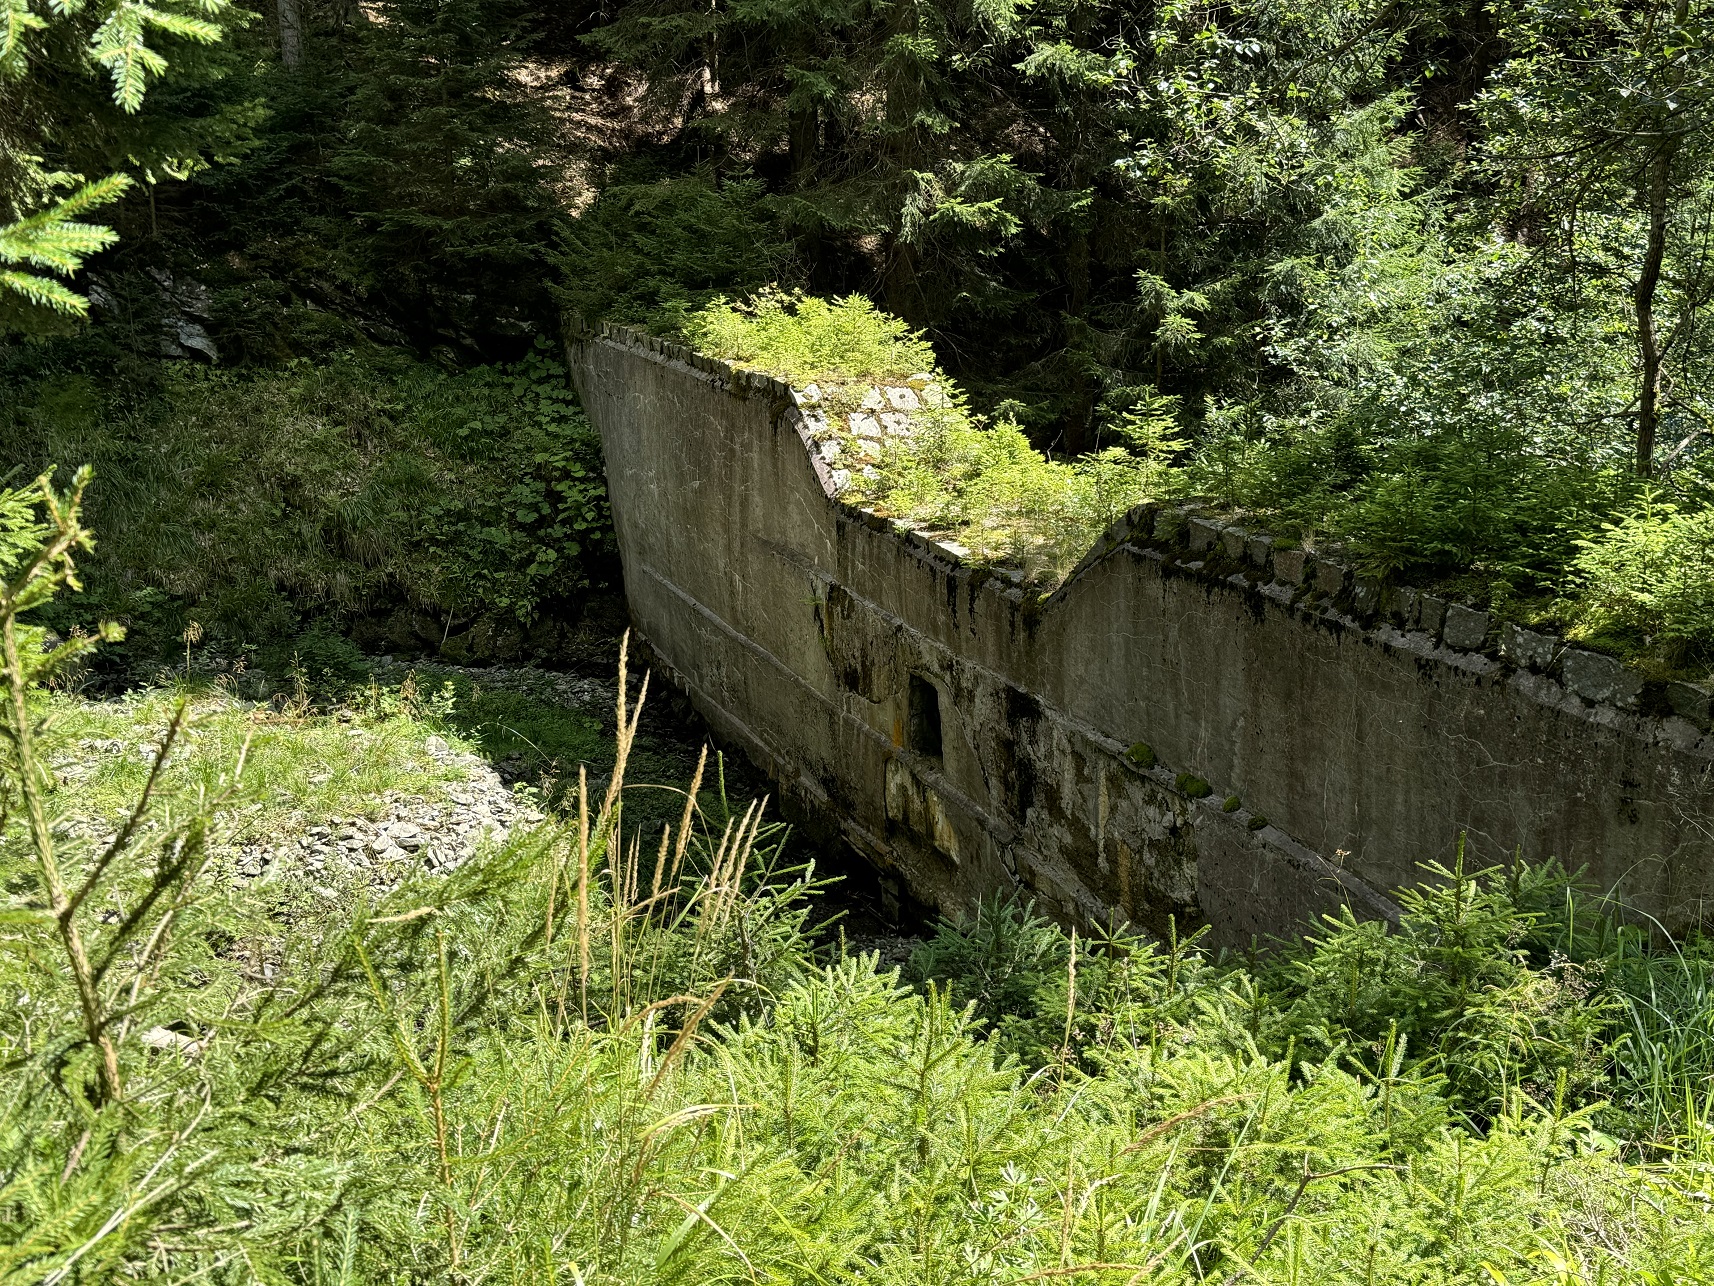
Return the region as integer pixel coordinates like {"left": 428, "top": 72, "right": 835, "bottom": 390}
{"left": 577, "top": 762, "right": 591, "bottom": 1022}
{"left": 662, "top": 744, "right": 708, "bottom": 899}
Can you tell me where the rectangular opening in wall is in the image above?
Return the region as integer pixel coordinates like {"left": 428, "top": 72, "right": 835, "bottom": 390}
{"left": 908, "top": 674, "right": 943, "bottom": 760}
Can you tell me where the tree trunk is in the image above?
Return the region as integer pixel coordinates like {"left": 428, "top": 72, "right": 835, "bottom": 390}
{"left": 1634, "top": 141, "right": 1673, "bottom": 478}
{"left": 882, "top": 233, "right": 923, "bottom": 325}
{"left": 277, "top": 0, "right": 303, "bottom": 68}
{"left": 788, "top": 105, "right": 818, "bottom": 190}
{"left": 880, "top": 0, "right": 925, "bottom": 324}
{"left": 1062, "top": 230, "right": 1093, "bottom": 455}
{"left": 1634, "top": 0, "right": 1691, "bottom": 478}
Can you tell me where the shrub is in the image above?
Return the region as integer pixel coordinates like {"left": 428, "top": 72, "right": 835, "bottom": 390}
{"left": 1567, "top": 494, "right": 1714, "bottom": 656}
{"left": 684, "top": 289, "right": 938, "bottom": 386}
{"left": 2, "top": 339, "right": 612, "bottom": 665}
{"left": 685, "top": 293, "right": 1185, "bottom": 581}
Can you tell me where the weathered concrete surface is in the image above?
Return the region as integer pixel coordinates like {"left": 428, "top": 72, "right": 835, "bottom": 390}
{"left": 569, "top": 324, "right": 1714, "bottom": 943}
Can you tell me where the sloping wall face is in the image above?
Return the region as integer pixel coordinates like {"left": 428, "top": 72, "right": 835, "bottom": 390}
{"left": 569, "top": 325, "right": 1714, "bottom": 944}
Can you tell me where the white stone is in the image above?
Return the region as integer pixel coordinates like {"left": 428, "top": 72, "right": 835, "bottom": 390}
{"left": 796, "top": 383, "right": 822, "bottom": 404}
{"left": 819, "top": 439, "right": 842, "bottom": 461}
{"left": 860, "top": 387, "right": 886, "bottom": 410}
{"left": 884, "top": 386, "right": 921, "bottom": 410}
{"left": 921, "top": 385, "right": 948, "bottom": 407}
{"left": 880, "top": 411, "right": 911, "bottom": 436}
{"left": 849, "top": 412, "right": 881, "bottom": 437}
{"left": 140, "top": 1026, "right": 205, "bottom": 1058}
{"left": 906, "top": 372, "right": 935, "bottom": 389}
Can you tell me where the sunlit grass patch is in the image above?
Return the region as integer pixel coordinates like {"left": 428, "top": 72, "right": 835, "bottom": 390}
{"left": 36, "top": 685, "right": 474, "bottom": 844}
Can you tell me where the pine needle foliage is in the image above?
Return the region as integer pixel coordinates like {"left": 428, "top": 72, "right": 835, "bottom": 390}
{"left": 0, "top": 0, "right": 235, "bottom": 326}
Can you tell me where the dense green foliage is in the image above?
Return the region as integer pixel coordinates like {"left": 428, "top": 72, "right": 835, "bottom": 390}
{"left": 562, "top": 0, "right": 1714, "bottom": 668}
{"left": 2, "top": 0, "right": 614, "bottom": 659}
{"left": 0, "top": 339, "right": 611, "bottom": 671}
{"left": 0, "top": 0, "right": 240, "bottom": 324}
{"left": 10, "top": 0, "right": 1714, "bottom": 665}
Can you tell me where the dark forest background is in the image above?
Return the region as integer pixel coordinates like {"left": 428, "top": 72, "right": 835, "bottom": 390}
{"left": 5, "top": 0, "right": 1714, "bottom": 671}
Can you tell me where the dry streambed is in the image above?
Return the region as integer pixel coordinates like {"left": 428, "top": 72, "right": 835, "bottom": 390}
{"left": 228, "top": 734, "right": 545, "bottom": 894}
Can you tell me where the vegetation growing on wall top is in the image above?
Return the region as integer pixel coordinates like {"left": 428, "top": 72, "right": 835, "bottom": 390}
{"left": 688, "top": 293, "right": 1186, "bottom": 579}
{"left": 682, "top": 290, "right": 1714, "bottom": 677}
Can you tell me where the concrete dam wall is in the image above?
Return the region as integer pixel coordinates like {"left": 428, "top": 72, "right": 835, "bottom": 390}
{"left": 567, "top": 322, "right": 1714, "bottom": 944}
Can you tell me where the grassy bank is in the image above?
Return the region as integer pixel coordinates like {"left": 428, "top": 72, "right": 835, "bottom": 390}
{"left": 2, "top": 490, "right": 1710, "bottom": 1283}
{"left": 0, "top": 339, "right": 613, "bottom": 677}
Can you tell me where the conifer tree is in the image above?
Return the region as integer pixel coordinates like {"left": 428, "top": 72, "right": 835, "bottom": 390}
{"left": 327, "top": 0, "right": 564, "bottom": 348}
{"left": 0, "top": 0, "right": 234, "bottom": 330}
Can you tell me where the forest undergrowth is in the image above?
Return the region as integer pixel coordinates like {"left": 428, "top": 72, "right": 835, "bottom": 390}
{"left": 3, "top": 478, "right": 1713, "bottom": 1285}
{"left": 0, "top": 338, "right": 614, "bottom": 677}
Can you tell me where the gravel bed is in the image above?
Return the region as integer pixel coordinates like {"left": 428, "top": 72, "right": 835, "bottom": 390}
{"left": 229, "top": 734, "right": 546, "bottom": 894}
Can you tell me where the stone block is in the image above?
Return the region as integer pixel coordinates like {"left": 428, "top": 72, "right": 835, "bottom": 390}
{"left": 1386, "top": 585, "right": 1419, "bottom": 628}
{"left": 1272, "top": 548, "right": 1308, "bottom": 585}
{"left": 1220, "top": 526, "right": 1248, "bottom": 560}
{"left": 1188, "top": 517, "right": 1223, "bottom": 553}
{"left": 1499, "top": 623, "right": 1558, "bottom": 671}
{"left": 1419, "top": 594, "right": 1447, "bottom": 638}
{"left": 1562, "top": 650, "right": 1644, "bottom": 706}
{"left": 1312, "top": 559, "right": 1347, "bottom": 596}
{"left": 1351, "top": 577, "right": 1383, "bottom": 619}
{"left": 1442, "top": 604, "right": 1491, "bottom": 652}
{"left": 1247, "top": 534, "right": 1273, "bottom": 568}
{"left": 1668, "top": 681, "right": 1712, "bottom": 729}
